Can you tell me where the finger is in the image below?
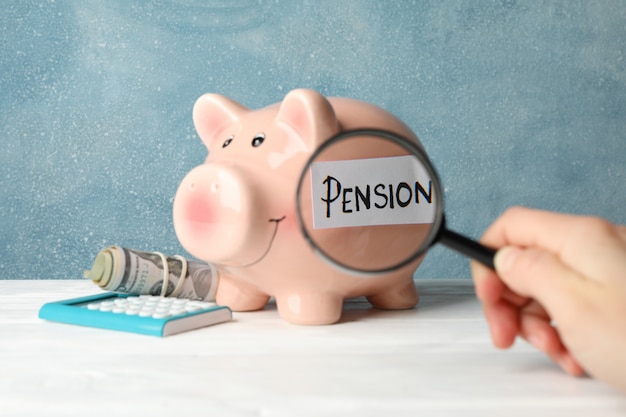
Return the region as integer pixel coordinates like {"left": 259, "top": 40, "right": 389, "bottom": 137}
{"left": 493, "top": 246, "right": 585, "bottom": 322}
{"left": 472, "top": 260, "right": 532, "bottom": 350}
{"left": 471, "top": 260, "right": 531, "bottom": 310}
{"left": 482, "top": 207, "right": 625, "bottom": 281}
{"left": 517, "top": 305, "right": 586, "bottom": 376}
{"left": 484, "top": 292, "right": 587, "bottom": 376}
{"left": 473, "top": 263, "right": 531, "bottom": 350}
{"left": 482, "top": 299, "right": 520, "bottom": 348}
{"left": 480, "top": 206, "right": 583, "bottom": 249}
{"left": 556, "top": 351, "right": 586, "bottom": 377}
{"left": 546, "top": 347, "right": 586, "bottom": 377}
{"left": 518, "top": 305, "right": 563, "bottom": 354}
{"left": 471, "top": 262, "right": 505, "bottom": 303}
{"left": 501, "top": 285, "right": 532, "bottom": 308}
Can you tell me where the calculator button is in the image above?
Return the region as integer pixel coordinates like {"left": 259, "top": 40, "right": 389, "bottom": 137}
{"left": 99, "top": 302, "right": 115, "bottom": 311}
{"left": 170, "top": 308, "right": 186, "bottom": 316}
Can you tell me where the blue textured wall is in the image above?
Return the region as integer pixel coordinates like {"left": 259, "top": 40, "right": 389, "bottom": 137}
{"left": 2, "top": 1, "right": 625, "bottom": 279}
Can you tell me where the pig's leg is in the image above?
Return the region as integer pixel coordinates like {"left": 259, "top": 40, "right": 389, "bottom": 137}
{"left": 275, "top": 293, "right": 343, "bottom": 325}
{"left": 215, "top": 275, "right": 270, "bottom": 311}
{"left": 366, "top": 279, "right": 418, "bottom": 310}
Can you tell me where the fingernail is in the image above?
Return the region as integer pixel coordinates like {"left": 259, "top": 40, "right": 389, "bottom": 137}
{"left": 494, "top": 246, "right": 521, "bottom": 274}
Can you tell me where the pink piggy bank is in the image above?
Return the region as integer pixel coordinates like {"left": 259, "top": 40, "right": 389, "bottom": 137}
{"left": 173, "top": 89, "right": 426, "bottom": 325}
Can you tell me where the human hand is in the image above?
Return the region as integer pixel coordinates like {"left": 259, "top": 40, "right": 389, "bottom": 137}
{"left": 471, "top": 206, "right": 626, "bottom": 393}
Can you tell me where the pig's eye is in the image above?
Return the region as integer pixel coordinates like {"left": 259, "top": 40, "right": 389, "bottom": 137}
{"left": 251, "top": 133, "right": 265, "bottom": 147}
{"left": 222, "top": 135, "right": 234, "bottom": 148}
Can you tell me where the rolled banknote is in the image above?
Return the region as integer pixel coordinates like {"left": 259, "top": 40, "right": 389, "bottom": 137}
{"left": 83, "top": 246, "right": 219, "bottom": 301}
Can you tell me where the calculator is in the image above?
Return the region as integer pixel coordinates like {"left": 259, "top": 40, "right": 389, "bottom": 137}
{"left": 39, "top": 292, "right": 232, "bottom": 337}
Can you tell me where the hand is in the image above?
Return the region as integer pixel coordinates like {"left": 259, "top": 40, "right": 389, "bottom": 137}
{"left": 471, "top": 206, "right": 626, "bottom": 393}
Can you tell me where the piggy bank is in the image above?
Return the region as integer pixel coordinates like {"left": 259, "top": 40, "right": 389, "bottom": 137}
{"left": 173, "top": 89, "right": 426, "bottom": 324}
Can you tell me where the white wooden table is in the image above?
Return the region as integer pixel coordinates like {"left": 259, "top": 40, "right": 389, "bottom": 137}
{"left": 1, "top": 279, "right": 624, "bottom": 416}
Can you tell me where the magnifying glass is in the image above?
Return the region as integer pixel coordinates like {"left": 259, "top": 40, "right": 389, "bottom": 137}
{"left": 295, "top": 128, "right": 496, "bottom": 275}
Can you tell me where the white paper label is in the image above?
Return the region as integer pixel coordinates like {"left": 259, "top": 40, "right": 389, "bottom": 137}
{"left": 310, "top": 155, "right": 436, "bottom": 229}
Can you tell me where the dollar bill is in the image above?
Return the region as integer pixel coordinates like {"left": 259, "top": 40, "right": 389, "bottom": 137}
{"left": 84, "top": 246, "right": 219, "bottom": 301}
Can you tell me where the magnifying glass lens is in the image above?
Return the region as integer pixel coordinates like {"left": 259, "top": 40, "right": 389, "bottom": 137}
{"left": 296, "top": 130, "right": 443, "bottom": 274}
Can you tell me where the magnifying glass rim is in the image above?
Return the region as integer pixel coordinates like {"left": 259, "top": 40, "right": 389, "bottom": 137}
{"left": 295, "top": 128, "right": 445, "bottom": 275}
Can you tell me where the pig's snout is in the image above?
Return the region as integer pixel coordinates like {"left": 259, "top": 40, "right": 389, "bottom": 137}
{"left": 182, "top": 174, "right": 229, "bottom": 226}
{"left": 173, "top": 164, "right": 270, "bottom": 265}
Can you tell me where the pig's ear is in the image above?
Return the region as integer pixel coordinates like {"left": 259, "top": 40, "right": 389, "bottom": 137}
{"left": 275, "top": 89, "right": 339, "bottom": 146}
{"left": 193, "top": 94, "right": 248, "bottom": 147}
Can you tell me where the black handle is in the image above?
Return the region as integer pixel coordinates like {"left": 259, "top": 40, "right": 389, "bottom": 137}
{"left": 437, "top": 227, "right": 496, "bottom": 269}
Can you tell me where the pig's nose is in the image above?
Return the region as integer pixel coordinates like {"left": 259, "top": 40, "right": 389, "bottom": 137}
{"left": 188, "top": 179, "right": 219, "bottom": 193}
{"left": 173, "top": 163, "right": 262, "bottom": 264}
{"left": 178, "top": 164, "right": 250, "bottom": 219}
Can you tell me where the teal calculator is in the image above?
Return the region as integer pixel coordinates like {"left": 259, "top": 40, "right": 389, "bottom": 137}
{"left": 39, "top": 292, "right": 232, "bottom": 337}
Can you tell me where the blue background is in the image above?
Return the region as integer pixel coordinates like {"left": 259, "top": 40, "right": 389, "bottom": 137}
{"left": 2, "top": 1, "right": 625, "bottom": 279}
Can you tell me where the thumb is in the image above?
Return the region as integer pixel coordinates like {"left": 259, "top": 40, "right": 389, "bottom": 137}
{"left": 494, "top": 246, "right": 583, "bottom": 316}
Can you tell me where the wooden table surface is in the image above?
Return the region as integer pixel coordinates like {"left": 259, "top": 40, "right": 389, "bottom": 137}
{"left": 0, "top": 279, "right": 624, "bottom": 416}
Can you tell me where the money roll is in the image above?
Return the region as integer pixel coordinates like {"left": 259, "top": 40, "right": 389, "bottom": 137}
{"left": 83, "top": 246, "right": 219, "bottom": 301}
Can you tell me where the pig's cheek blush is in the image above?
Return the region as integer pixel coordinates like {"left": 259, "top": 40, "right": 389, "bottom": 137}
{"left": 182, "top": 195, "right": 225, "bottom": 241}
{"left": 277, "top": 208, "right": 298, "bottom": 232}
{"left": 186, "top": 195, "right": 214, "bottom": 225}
